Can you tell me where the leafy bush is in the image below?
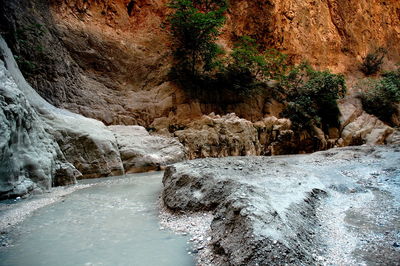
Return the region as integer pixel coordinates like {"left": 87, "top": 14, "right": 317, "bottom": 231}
{"left": 281, "top": 63, "right": 346, "bottom": 131}
{"left": 360, "top": 47, "right": 387, "bottom": 76}
{"left": 166, "top": 0, "right": 227, "bottom": 77}
{"left": 361, "top": 67, "right": 400, "bottom": 123}
{"left": 227, "top": 36, "right": 288, "bottom": 81}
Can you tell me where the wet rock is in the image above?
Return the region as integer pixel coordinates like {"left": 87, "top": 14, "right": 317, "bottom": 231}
{"left": 0, "top": 37, "right": 125, "bottom": 198}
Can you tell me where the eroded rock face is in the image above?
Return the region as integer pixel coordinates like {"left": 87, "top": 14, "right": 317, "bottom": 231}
{"left": 50, "top": 123, "right": 125, "bottom": 179}
{"left": 162, "top": 146, "right": 400, "bottom": 265}
{"left": 173, "top": 114, "right": 261, "bottom": 159}
{"left": 156, "top": 112, "right": 397, "bottom": 159}
{"left": 338, "top": 98, "right": 397, "bottom": 146}
{"left": 109, "top": 125, "right": 185, "bottom": 173}
{"left": 0, "top": 61, "right": 60, "bottom": 198}
{"left": 167, "top": 113, "right": 300, "bottom": 158}
{"left": 226, "top": 0, "right": 400, "bottom": 73}
{"left": 0, "top": 36, "right": 128, "bottom": 198}
{"left": 1, "top": 34, "right": 188, "bottom": 197}
{"left": 1, "top": 0, "right": 398, "bottom": 127}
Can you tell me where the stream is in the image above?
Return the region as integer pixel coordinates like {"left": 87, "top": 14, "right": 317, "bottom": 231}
{"left": 0, "top": 172, "right": 194, "bottom": 266}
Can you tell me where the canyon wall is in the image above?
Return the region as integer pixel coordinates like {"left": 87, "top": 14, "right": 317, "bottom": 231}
{"left": 0, "top": 37, "right": 185, "bottom": 199}
{"left": 1, "top": 0, "right": 399, "bottom": 127}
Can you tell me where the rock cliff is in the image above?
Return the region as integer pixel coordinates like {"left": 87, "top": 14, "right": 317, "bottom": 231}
{"left": 0, "top": 36, "right": 185, "bottom": 199}
{"left": 0, "top": 0, "right": 399, "bottom": 190}
{"left": 1, "top": 0, "right": 399, "bottom": 126}
{"left": 0, "top": 60, "right": 66, "bottom": 198}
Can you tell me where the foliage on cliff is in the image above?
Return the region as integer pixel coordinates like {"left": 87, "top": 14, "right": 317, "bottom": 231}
{"left": 280, "top": 63, "right": 346, "bottom": 131}
{"left": 360, "top": 48, "right": 387, "bottom": 76}
{"left": 166, "top": 1, "right": 288, "bottom": 100}
{"left": 361, "top": 67, "right": 400, "bottom": 124}
{"left": 166, "top": 0, "right": 346, "bottom": 132}
{"left": 166, "top": 0, "right": 227, "bottom": 77}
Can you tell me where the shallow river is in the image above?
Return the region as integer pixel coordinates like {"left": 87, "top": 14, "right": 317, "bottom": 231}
{"left": 0, "top": 172, "right": 194, "bottom": 266}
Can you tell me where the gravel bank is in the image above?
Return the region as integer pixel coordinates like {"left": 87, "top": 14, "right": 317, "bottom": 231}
{"left": 161, "top": 146, "right": 400, "bottom": 265}
{"left": 159, "top": 200, "right": 220, "bottom": 265}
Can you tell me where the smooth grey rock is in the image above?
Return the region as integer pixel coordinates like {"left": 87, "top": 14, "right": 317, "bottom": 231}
{"left": 1, "top": 36, "right": 125, "bottom": 181}
{"left": 0, "top": 60, "right": 59, "bottom": 198}
{"left": 109, "top": 125, "right": 185, "bottom": 173}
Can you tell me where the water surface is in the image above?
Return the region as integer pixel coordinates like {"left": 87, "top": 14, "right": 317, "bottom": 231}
{"left": 0, "top": 172, "right": 194, "bottom": 266}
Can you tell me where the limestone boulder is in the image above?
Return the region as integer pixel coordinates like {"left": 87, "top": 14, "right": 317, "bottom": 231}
{"left": 109, "top": 125, "right": 185, "bottom": 173}
{"left": 173, "top": 113, "right": 261, "bottom": 159}
{"left": 48, "top": 119, "right": 125, "bottom": 179}
{"left": 338, "top": 99, "right": 396, "bottom": 146}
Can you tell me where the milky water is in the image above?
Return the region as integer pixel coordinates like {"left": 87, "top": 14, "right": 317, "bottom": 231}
{"left": 0, "top": 172, "right": 194, "bottom": 266}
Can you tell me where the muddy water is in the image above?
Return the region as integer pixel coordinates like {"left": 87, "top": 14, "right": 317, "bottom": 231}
{"left": 0, "top": 172, "right": 194, "bottom": 266}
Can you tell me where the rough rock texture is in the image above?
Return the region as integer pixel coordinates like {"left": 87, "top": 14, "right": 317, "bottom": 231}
{"left": 225, "top": 0, "right": 400, "bottom": 73}
{"left": 173, "top": 114, "right": 262, "bottom": 159}
{"left": 155, "top": 112, "right": 399, "bottom": 158}
{"left": 162, "top": 146, "right": 400, "bottom": 265}
{"left": 0, "top": 36, "right": 124, "bottom": 198}
{"left": 1, "top": 36, "right": 126, "bottom": 180}
{"left": 338, "top": 98, "right": 397, "bottom": 146}
{"left": 1, "top": 0, "right": 399, "bottom": 127}
{"left": 48, "top": 119, "right": 125, "bottom": 179}
{"left": 154, "top": 113, "right": 311, "bottom": 158}
{"left": 0, "top": 61, "right": 63, "bottom": 198}
{"left": 109, "top": 125, "right": 185, "bottom": 173}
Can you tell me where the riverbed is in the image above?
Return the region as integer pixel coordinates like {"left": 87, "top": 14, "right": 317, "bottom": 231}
{"left": 0, "top": 172, "right": 194, "bottom": 266}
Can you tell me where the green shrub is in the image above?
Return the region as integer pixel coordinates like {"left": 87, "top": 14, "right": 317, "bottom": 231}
{"left": 227, "top": 36, "right": 288, "bottom": 82}
{"left": 361, "top": 67, "right": 400, "bottom": 123}
{"left": 166, "top": 0, "right": 227, "bottom": 77}
{"left": 172, "top": 35, "right": 288, "bottom": 103}
{"left": 360, "top": 47, "right": 387, "bottom": 76}
{"left": 281, "top": 63, "right": 346, "bottom": 131}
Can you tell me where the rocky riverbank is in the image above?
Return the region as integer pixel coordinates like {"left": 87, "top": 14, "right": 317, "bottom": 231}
{"left": 161, "top": 146, "right": 400, "bottom": 265}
